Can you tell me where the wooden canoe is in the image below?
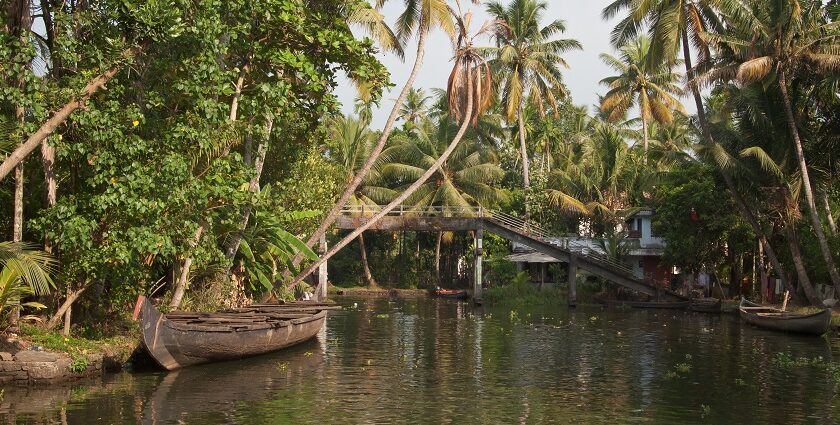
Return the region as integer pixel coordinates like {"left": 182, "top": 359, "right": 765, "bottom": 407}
{"left": 133, "top": 296, "right": 338, "bottom": 370}
{"left": 430, "top": 289, "right": 469, "bottom": 300}
{"left": 599, "top": 299, "right": 689, "bottom": 310}
{"left": 689, "top": 297, "right": 722, "bottom": 313}
{"left": 739, "top": 298, "right": 831, "bottom": 335}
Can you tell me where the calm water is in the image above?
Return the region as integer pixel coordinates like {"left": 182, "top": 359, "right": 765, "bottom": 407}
{"left": 2, "top": 296, "right": 839, "bottom": 424}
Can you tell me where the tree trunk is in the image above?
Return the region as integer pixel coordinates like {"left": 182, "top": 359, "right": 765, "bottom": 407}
{"left": 0, "top": 57, "right": 129, "bottom": 181}
{"left": 170, "top": 225, "right": 204, "bottom": 309}
{"left": 283, "top": 61, "right": 475, "bottom": 290}
{"left": 359, "top": 231, "right": 377, "bottom": 287}
{"left": 822, "top": 191, "right": 837, "bottom": 236}
{"left": 680, "top": 28, "right": 790, "bottom": 291}
{"left": 46, "top": 285, "right": 87, "bottom": 330}
{"left": 518, "top": 101, "right": 530, "bottom": 190}
{"left": 62, "top": 287, "right": 72, "bottom": 336}
{"left": 41, "top": 141, "right": 57, "bottom": 250}
{"left": 293, "top": 25, "right": 431, "bottom": 267}
{"left": 641, "top": 113, "right": 649, "bottom": 157}
{"left": 224, "top": 120, "right": 272, "bottom": 262}
{"left": 785, "top": 224, "right": 822, "bottom": 306}
{"left": 435, "top": 231, "right": 442, "bottom": 284}
{"left": 13, "top": 162, "right": 23, "bottom": 244}
{"left": 221, "top": 63, "right": 249, "bottom": 157}
{"left": 777, "top": 68, "right": 840, "bottom": 294}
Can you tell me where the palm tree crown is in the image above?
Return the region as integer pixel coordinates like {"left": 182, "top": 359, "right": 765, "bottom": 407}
{"left": 600, "top": 35, "right": 686, "bottom": 154}
{"left": 485, "top": 0, "right": 582, "bottom": 193}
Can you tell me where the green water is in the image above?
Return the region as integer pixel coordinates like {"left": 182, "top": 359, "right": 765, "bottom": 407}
{"left": 2, "top": 296, "right": 838, "bottom": 424}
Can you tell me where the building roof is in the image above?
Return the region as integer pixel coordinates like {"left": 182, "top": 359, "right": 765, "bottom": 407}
{"left": 504, "top": 252, "right": 558, "bottom": 263}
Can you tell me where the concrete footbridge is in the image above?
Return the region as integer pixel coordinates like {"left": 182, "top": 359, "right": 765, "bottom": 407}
{"left": 335, "top": 206, "right": 686, "bottom": 304}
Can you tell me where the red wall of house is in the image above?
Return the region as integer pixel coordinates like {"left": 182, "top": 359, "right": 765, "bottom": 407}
{"left": 643, "top": 256, "right": 670, "bottom": 286}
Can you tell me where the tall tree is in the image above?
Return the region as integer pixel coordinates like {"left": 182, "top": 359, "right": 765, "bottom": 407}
{"left": 486, "top": 0, "right": 581, "bottom": 196}
{"left": 382, "top": 114, "right": 506, "bottom": 281}
{"left": 599, "top": 36, "right": 686, "bottom": 155}
{"left": 294, "top": 0, "right": 456, "bottom": 267}
{"left": 399, "top": 87, "right": 433, "bottom": 126}
{"left": 602, "top": 0, "right": 794, "bottom": 293}
{"left": 284, "top": 3, "right": 496, "bottom": 294}
{"left": 327, "top": 114, "right": 396, "bottom": 287}
{"left": 699, "top": 0, "right": 840, "bottom": 295}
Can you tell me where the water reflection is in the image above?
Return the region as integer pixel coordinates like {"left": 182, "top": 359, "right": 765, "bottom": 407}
{"left": 2, "top": 297, "right": 839, "bottom": 424}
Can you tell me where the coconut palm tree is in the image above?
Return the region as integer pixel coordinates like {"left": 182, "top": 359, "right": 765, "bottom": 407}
{"left": 602, "top": 0, "right": 795, "bottom": 295}
{"left": 698, "top": 0, "right": 840, "bottom": 294}
{"left": 382, "top": 115, "right": 506, "bottom": 280}
{"left": 285, "top": 3, "right": 497, "bottom": 293}
{"left": 398, "top": 88, "right": 433, "bottom": 127}
{"left": 328, "top": 114, "right": 397, "bottom": 287}
{"left": 599, "top": 36, "right": 686, "bottom": 155}
{"left": 546, "top": 119, "right": 652, "bottom": 231}
{"left": 486, "top": 0, "right": 582, "bottom": 193}
{"left": 646, "top": 115, "right": 694, "bottom": 168}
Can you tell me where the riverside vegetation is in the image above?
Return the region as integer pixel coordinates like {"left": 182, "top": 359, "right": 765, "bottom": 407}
{"left": 0, "top": 0, "right": 839, "bottom": 363}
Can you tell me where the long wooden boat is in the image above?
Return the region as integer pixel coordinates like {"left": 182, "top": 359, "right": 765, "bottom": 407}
{"left": 133, "top": 296, "right": 339, "bottom": 370}
{"left": 598, "top": 298, "right": 689, "bottom": 310}
{"left": 739, "top": 298, "right": 831, "bottom": 335}
{"left": 430, "top": 288, "right": 469, "bottom": 300}
{"left": 689, "top": 297, "right": 722, "bottom": 313}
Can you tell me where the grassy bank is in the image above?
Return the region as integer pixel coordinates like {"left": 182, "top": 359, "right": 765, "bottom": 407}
{"left": 8, "top": 315, "right": 140, "bottom": 366}
{"left": 329, "top": 286, "right": 427, "bottom": 298}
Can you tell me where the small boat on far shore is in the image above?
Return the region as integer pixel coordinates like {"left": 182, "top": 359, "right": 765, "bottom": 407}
{"left": 430, "top": 288, "right": 469, "bottom": 300}
{"left": 598, "top": 298, "right": 689, "bottom": 310}
{"left": 133, "top": 296, "right": 339, "bottom": 370}
{"left": 739, "top": 298, "right": 831, "bottom": 335}
{"left": 689, "top": 297, "right": 722, "bottom": 313}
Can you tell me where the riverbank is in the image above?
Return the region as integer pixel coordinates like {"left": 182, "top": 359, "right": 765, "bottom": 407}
{"left": 329, "top": 286, "right": 428, "bottom": 298}
{"left": 0, "top": 322, "right": 138, "bottom": 386}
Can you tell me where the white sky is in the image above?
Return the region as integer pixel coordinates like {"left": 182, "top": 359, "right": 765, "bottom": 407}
{"left": 337, "top": 0, "right": 626, "bottom": 129}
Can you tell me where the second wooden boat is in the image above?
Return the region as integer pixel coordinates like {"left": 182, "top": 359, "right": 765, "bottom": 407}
{"left": 430, "top": 288, "right": 469, "bottom": 300}
{"left": 133, "top": 296, "right": 339, "bottom": 370}
{"left": 739, "top": 298, "right": 831, "bottom": 335}
{"left": 689, "top": 297, "right": 722, "bottom": 313}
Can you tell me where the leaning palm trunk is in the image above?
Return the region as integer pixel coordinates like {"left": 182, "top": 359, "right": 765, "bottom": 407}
{"left": 777, "top": 69, "right": 840, "bottom": 295}
{"left": 518, "top": 101, "right": 530, "bottom": 190}
{"left": 640, "top": 113, "right": 649, "bottom": 156}
{"left": 785, "top": 225, "right": 821, "bottom": 306}
{"left": 292, "top": 26, "right": 431, "bottom": 268}
{"left": 680, "top": 28, "right": 790, "bottom": 291}
{"left": 284, "top": 64, "right": 476, "bottom": 293}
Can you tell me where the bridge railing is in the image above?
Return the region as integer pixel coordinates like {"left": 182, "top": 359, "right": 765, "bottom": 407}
{"left": 339, "top": 204, "right": 638, "bottom": 279}
{"left": 339, "top": 205, "right": 485, "bottom": 217}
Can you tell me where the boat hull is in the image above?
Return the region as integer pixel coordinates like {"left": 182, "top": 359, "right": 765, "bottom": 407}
{"left": 739, "top": 299, "right": 831, "bottom": 335}
{"left": 136, "top": 297, "right": 328, "bottom": 370}
{"left": 689, "top": 298, "right": 722, "bottom": 313}
{"left": 431, "top": 290, "right": 469, "bottom": 300}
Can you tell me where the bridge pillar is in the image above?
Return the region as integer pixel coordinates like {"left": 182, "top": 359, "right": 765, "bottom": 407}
{"left": 317, "top": 233, "right": 328, "bottom": 301}
{"left": 474, "top": 228, "right": 483, "bottom": 305}
{"left": 567, "top": 254, "right": 578, "bottom": 308}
